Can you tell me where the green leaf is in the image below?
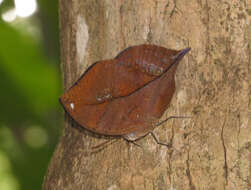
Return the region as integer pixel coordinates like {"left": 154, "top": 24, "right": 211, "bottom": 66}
{"left": 0, "top": 21, "right": 61, "bottom": 125}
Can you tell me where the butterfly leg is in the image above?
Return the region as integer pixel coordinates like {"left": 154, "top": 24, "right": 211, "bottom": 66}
{"left": 156, "top": 116, "right": 191, "bottom": 126}
{"left": 91, "top": 138, "right": 120, "bottom": 154}
{"left": 123, "top": 137, "right": 143, "bottom": 149}
{"left": 150, "top": 132, "right": 171, "bottom": 148}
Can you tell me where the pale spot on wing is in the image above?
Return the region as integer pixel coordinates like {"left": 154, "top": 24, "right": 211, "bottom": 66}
{"left": 70, "top": 103, "right": 74, "bottom": 110}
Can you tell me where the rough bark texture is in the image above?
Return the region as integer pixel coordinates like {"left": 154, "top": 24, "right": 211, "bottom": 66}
{"left": 43, "top": 0, "right": 251, "bottom": 189}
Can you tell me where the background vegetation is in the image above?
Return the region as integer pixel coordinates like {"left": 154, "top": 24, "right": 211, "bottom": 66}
{"left": 0, "top": 0, "right": 61, "bottom": 189}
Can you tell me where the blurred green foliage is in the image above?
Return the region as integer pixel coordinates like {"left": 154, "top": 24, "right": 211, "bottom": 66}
{"left": 0, "top": 0, "right": 62, "bottom": 189}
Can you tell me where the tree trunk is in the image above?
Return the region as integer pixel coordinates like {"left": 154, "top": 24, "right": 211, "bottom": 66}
{"left": 43, "top": 0, "right": 251, "bottom": 189}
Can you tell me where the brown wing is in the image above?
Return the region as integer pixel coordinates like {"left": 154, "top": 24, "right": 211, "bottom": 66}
{"left": 60, "top": 45, "right": 188, "bottom": 135}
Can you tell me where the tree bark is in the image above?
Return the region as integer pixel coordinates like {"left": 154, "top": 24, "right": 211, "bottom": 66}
{"left": 43, "top": 0, "right": 251, "bottom": 189}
